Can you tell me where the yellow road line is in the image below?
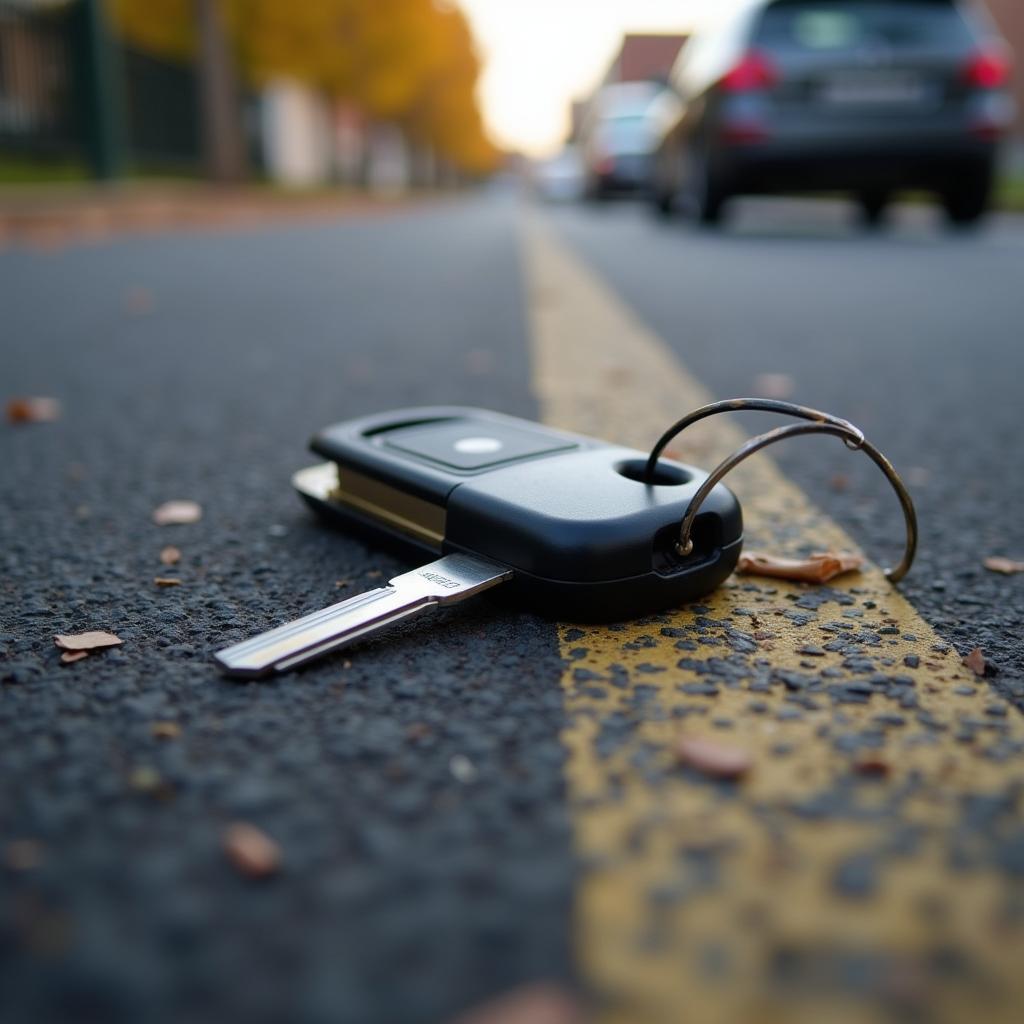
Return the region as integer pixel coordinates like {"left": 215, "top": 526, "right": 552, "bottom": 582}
{"left": 523, "top": 219, "right": 1024, "bottom": 1024}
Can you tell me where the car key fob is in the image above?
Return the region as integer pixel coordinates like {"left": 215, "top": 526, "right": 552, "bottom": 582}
{"left": 215, "top": 406, "right": 743, "bottom": 676}
{"left": 293, "top": 406, "right": 742, "bottom": 621}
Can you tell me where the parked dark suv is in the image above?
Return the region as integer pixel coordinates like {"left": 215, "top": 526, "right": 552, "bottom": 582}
{"left": 649, "top": 0, "right": 1014, "bottom": 226}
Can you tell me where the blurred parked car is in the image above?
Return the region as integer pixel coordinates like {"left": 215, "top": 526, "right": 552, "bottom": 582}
{"left": 649, "top": 0, "right": 1015, "bottom": 226}
{"left": 580, "top": 82, "right": 670, "bottom": 199}
{"left": 533, "top": 147, "right": 585, "bottom": 202}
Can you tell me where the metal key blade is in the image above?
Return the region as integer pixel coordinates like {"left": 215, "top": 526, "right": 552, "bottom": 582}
{"left": 214, "top": 553, "right": 513, "bottom": 679}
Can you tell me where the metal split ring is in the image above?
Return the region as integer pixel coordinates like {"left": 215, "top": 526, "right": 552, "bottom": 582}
{"left": 643, "top": 399, "right": 918, "bottom": 584}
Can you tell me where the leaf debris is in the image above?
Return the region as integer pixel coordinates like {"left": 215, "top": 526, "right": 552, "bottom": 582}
{"left": 675, "top": 735, "right": 752, "bottom": 780}
{"left": 753, "top": 372, "right": 795, "bottom": 399}
{"left": 984, "top": 557, "right": 1024, "bottom": 575}
{"left": 450, "top": 983, "right": 585, "bottom": 1024}
{"left": 223, "top": 823, "right": 281, "bottom": 879}
{"left": 54, "top": 631, "right": 123, "bottom": 652}
{"left": 159, "top": 546, "right": 181, "bottom": 565}
{"left": 154, "top": 577, "right": 182, "bottom": 587}
{"left": 963, "top": 647, "right": 988, "bottom": 677}
{"left": 152, "top": 500, "right": 202, "bottom": 526}
{"left": 6, "top": 396, "right": 61, "bottom": 424}
{"left": 736, "top": 550, "right": 863, "bottom": 584}
{"left": 5, "top": 839, "right": 45, "bottom": 872}
{"left": 853, "top": 756, "right": 891, "bottom": 778}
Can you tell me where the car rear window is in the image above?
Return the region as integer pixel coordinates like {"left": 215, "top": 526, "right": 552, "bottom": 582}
{"left": 755, "top": 1, "right": 972, "bottom": 51}
{"left": 599, "top": 114, "right": 653, "bottom": 151}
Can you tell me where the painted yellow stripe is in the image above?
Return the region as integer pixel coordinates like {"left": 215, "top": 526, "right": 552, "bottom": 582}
{"left": 523, "top": 219, "right": 1024, "bottom": 1024}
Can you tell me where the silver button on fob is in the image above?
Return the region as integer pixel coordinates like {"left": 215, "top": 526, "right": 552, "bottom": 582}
{"left": 214, "top": 406, "right": 743, "bottom": 678}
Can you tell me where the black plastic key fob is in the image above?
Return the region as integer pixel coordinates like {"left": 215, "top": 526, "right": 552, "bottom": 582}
{"left": 293, "top": 406, "right": 743, "bottom": 621}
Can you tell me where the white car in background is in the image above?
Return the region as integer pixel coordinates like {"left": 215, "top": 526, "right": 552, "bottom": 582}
{"left": 532, "top": 146, "right": 585, "bottom": 202}
{"left": 579, "top": 81, "right": 674, "bottom": 199}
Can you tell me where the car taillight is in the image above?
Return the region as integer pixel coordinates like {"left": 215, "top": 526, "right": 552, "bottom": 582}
{"left": 962, "top": 49, "right": 1010, "bottom": 89}
{"left": 721, "top": 51, "right": 778, "bottom": 93}
{"left": 721, "top": 122, "right": 771, "bottom": 145}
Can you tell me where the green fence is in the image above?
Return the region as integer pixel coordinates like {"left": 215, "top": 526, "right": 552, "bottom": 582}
{"left": 0, "top": 0, "right": 203, "bottom": 177}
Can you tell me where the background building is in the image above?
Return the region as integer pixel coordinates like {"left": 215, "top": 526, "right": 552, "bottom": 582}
{"left": 599, "top": 32, "right": 688, "bottom": 89}
{"left": 983, "top": 0, "right": 1024, "bottom": 140}
{"left": 570, "top": 33, "right": 688, "bottom": 146}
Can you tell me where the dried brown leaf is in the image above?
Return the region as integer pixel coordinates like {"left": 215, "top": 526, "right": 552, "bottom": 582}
{"left": 159, "top": 546, "right": 181, "bottom": 566}
{"left": 128, "top": 766, "right": 163, "bottom": 792}
{"left": 223, "top": 823, "right": 281, "bottom": 879}
{"left": 152, "top": 500, "right": 202, "bottom": 526}
{"left": 450, "top": 983, "right": 585, "bottom": 1024}
{"left": 6, "top": 396, "right": 61, "bottom": 424}
{"left": 154, "top": 577, "right": 182, "bottom": 587}
{"left": 753, "top": 373, "right": 795, "bottom": 399}
{"left": 465, "top": 348, "right": 495, "bottom": 376}
{"left": 60, "top": 650, "right": 90, "bottom": 664}
{"left": 984, "top": 557, "right": 1024, "bottom": 576}
{"left": 123, "top": 286, "right": 154, "bottom": 315}
{"left": 676, "top": 736, "right": 752, "bottom": 779}
{"left": 853, "top": 756, "right": 891, "bottom": 778}
{"left": 54, "top": 631, "right": 123, "bottom": 652}
{"left": 150, "top": 721, "right": 181, "bottom": 740}
{"left": 736, "top": 550, "right": 863, "bottom": 584}
{"left": 5, "top": 839, "right": 45, "bottom": 872}
{"left": 963, "top": 647, "right": 987, "bottom": 677}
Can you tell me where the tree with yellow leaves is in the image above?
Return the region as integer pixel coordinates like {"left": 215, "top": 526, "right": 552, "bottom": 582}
{"left": 110, "top": 0, "right": 498, "bottom": 177}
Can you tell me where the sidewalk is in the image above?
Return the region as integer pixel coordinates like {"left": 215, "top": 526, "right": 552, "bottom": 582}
{"left": 0, "top": 182, "right": 426, "bottom": 248}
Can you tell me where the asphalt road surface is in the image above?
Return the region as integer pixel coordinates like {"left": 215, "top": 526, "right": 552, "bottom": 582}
{"left": 2, "top": 188, "right": 1023, "bottom": 1024}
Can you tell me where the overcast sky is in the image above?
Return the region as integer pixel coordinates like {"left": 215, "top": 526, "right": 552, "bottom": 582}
{"left": 459, "top": 0, "right": 710, "bottom": 156}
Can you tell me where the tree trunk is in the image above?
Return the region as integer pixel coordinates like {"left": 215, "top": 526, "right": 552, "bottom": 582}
{"left": 195, "top": 0, "right": 246, "bottom": 183}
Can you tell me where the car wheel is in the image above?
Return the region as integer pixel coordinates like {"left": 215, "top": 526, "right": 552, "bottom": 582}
{"left": 941, "top": 174, "right": 992, "bottom": 228}
{"left": 650, "top": 186, "right": 675, "bottom": 219}
{"left": 858, "top": 190, "right": 890, "bottom": 228}
{"left": 685, "top": 147, "right": 727, "bottom": 226}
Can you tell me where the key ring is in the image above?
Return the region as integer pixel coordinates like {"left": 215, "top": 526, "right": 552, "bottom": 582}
{"left": 644, "top": 399, "right": 918, "bottom": 584}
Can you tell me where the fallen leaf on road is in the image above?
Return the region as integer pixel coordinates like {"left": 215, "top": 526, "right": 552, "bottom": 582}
{"left": 6, "top": 397, "right": 61, "bottom": 424}
{"left": 465, "top": 348, "right": 495, "bottom": 376}
{"left": 676, "top": 736, "right": 752, "bottom": 779}
{"left": 159, "top": 546, "right": 181, "bottom": 565}
{"left": 5, "top": 839, "right": 45, "bottom": 872}
{"left": 128, "top": 765, "right": 172, "bottom": 797}
{"left": 60, "top": 650, "right": 90, "bottom": 664}
{"left": 753, "top": 373, "right": 795, "bottom": 399}
{"left": 963, "top": 647, "right": 988, "bottom": 677}
{"left": 737, "top": 550, "right": 863, "bottom": 584}
{"left": 151, "top": 499, "right": 201, "bottom": 524}
{"left": 223, "top": 823, "right": 281, "bottom": 878}
{"left": 853, "top": 756, "right": 891, "bottom": 778}
{"left": 984, "top": 557, "right": 1024, "bottom": 575}
{"left": 123, "top": 286, "right": 154, "bottom": 315}
{"left": 150, "top": 721, "right": 181, "bottom": 740}
{"left": 54, "top": 631, "right": 123, "bottom": 652}
{"left": 154, "top": 577, "right": 182, "bottom": 587}
{"left": 152, "top": 500, "right": 202, "bottom": 525}
{"left": 450, "top": 983, "right": 585, "bottom": 1024}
